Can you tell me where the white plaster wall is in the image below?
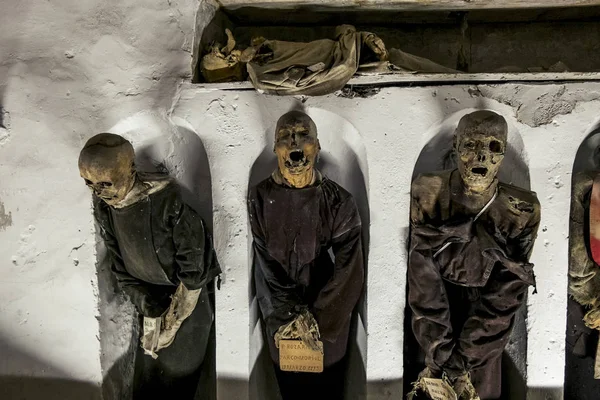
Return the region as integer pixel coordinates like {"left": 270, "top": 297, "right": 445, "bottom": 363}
{"left": 1, "top": 0, "right": 599, "bottom": 399}
{"left": 0, "top": 0, "right": 208, "bottom": 398}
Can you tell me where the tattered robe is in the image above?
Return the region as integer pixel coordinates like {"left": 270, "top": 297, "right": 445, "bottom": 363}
{"left": 565, "top": 171, "right": 600, "bottom": 399}
{"left": 94, "top": 178, "right": 221, "bottom": 398}
{"left": 247, "top": 25, "right": 384, "bottom": 96}
{"left": 408, "top": 170, "right": 540, "bottom": 399}
{"left": 248, "top": 172, "right": 364, "bottom": 367}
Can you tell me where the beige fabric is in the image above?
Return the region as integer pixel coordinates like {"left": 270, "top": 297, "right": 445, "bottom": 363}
{"left": 388, "top": 48, "right": 459, "bottom": 74}
{"left": 247, "top": 25, "right": 387, "bottom": 96}
{"left": 113, "top": 173, "right": 170, "bottom": 209}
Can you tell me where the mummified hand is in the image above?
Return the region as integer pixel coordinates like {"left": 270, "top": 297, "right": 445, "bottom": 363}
{"left": 453, "top": 373, "right": 480, "bottom": 400}
{"left": 584, "top": 306, "right": 600, "bottom": 330}
{"left": 363, "top": 33, "right": 389, "bottom": 61}
{"left": 274, "top": 309, "right": 321, "bottom": 352}
{"left": 154, "top": 284, "right": 201, "bottom": 352}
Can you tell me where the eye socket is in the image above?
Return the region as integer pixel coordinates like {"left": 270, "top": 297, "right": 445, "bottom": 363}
{"left": 277, "top": 131, "right": 290, "bottom": 141}
{"left": 100, "top": 182, "right": 113, "bottom": 187}
{"left": 463, "top": 141, "right": 476, "bottom": 150}
{"left": 489, "top": 140, "right": 503, "bottom": 153}
{"left": 84, "top": 179, "right": 93, "bottom": 185}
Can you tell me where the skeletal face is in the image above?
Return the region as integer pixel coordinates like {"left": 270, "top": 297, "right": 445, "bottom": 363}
{"left": 78, "top": 133, "right": 136, "bottom": 206}
{"left": 274, "top": 111, "right": 320, "bottom": 187}
{"left": 455, "top": 111, "right": 507, "bottom": 194}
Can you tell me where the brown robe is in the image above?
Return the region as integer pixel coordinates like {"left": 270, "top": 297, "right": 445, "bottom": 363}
{"left": 408, "top": 169, "right": 540, "bottom": 399}
{"left": 248, "top": 171, "right": 364, "bottom": 367}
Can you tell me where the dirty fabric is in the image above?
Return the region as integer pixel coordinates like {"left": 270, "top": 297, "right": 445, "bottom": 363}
{"left": 408, "top": 169, "right": 540, "bottom": 399}
{"left": 247, "top": 25, "right": 387, "bottom": 96}
{"left": 387, "top": 48, "right": 459, "bottom": 74}
{"left": 248, "top": 171, "right": 364, "bottom": 367}
{"left": 94, "top": 179, "right": 221, "bottom": 318}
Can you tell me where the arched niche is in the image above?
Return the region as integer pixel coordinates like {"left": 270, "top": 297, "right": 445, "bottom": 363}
{"left": 247, "top": 108, "right": 369, "bottom": 400}
{"left": 564, "top": 119, "right": 600, "bottom": 400}
{"left": 404, "top": 109, "right": 530, "bottom": 399}
{"left": 94, "top": 111, "right": 215, "bottom": 400}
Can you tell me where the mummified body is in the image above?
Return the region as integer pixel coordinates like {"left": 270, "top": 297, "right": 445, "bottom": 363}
{"left": 408, "top": 111, "right": 540, "bottom": 400}
{"left": 565, "top": 160, "right": 600, "bottom": 397}
{"left": 248, "top": 111, "right": 364, "bottom": 399}
{"left": 79, "top": 133, "right": 220, "bottom": 399}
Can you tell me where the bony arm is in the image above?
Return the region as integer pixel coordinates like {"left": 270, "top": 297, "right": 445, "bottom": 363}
{"left": 584, "top": 298, "right": 600, "bottom": 330}
{"left": 452, "top": 373, "right": 480, "bottom": 400}
{"left": 154, "top": 283, "right": 201, "bottom": 352}
{"left": 274, "top": 308, "right": 322, "bottom": 353}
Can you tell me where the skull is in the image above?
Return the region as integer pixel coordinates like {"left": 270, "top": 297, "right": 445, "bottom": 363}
{"left": 78, "top": 133, "right": 136, "bottom": 206}
{"left": 274, "top": 111, "right": 320, "bottom": 188}
{"left": 454, "top": 110, "right": 507, "bottom": 194}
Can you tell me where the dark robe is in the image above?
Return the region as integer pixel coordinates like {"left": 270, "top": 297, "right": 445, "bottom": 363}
{"left": 408, "top": 169, "right": 540, "bottom": 400}
{"left": 565, "top": 170, "right": 600, "bottom": 399}
{"left": 94, "top": 177, "right": 220, "bottom": 399}
{"left": 247, "top": 171, "right": 364, "bottom": 371}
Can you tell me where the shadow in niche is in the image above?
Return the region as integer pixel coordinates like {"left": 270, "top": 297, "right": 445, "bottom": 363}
{"left": 247, "top": 115, "right": 369, "bottom": 400}
{"left": 564, "top": 121, "right": 600, "bottom": 400}
{"left": 404, "top": 110, "right": 530, "bottom": 399}
{"left": 0, "top": 335, "right": 102, "bottom": 400}
{"left": 97, "top": 122, "right": 216, "bottom": 400}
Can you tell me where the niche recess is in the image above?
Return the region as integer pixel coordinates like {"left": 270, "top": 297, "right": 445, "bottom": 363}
{"left": 247, "top": 108, "right": 369, "bottom": 400}
{"left": 95, "top": 113, "right": 216, "bottom": 400}
{"left": 404, "top": 109, "right": 530, "bottom": 399}
{"left": 565, "top": 121, "right": 600, "bottom": 400}
{"left": 193, "top": 2, "right": 600, "bottom": 84}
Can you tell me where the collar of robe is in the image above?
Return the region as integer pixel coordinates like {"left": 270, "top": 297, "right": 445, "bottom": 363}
{"left": 112, "top": 172, "right": 171, "bottom": 209}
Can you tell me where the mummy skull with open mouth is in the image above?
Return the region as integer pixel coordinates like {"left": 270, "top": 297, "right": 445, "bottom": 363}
{"left": 454, "top": 110, "right": 508, "bottom": 194}
{"left": 274, "top": 111, "right": 320, "bottom": 188}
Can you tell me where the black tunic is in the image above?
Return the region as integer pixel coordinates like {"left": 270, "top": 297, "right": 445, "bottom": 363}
{"left": 94, "top": 180, "right": 220, "bottom": 317}
{"left": 248, "top": 174, "right": 364, "bottom": 367}
{"left": 408, "top": 170, "right": 540, "bottom": 399}
{"left": 93, "top": 178, "right": 220, "bottom": 398}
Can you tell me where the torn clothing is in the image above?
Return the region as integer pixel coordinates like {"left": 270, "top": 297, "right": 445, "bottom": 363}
{"left": 569, "top": 171, "right": 600, "bottom": 308}
{"left": 94, "top": 177, "right": 221, "bottom": 318}
{"left": 247, "top": 25, "right": 387, "bottom": 96}
{"left": 408, "top": 169, "right": 540, "bottom": 398}
{"left": 248, "top": 171, "right": 364, "bottom": 366}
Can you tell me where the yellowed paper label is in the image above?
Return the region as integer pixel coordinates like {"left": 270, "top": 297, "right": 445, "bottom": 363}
{"left": 421, "top": 378, "right": 457, "bottom": 400}
{"left": 143, "top": 317, "right": 158, "bottom": 335}
{"left": 141, "top": 317, "right": 161, "bottom": 359}
{"left": 595, "top": 341, "right": 600, "bottom": 379}
{"left": 279, "top": 339, "right": 324, "bottom": 373}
